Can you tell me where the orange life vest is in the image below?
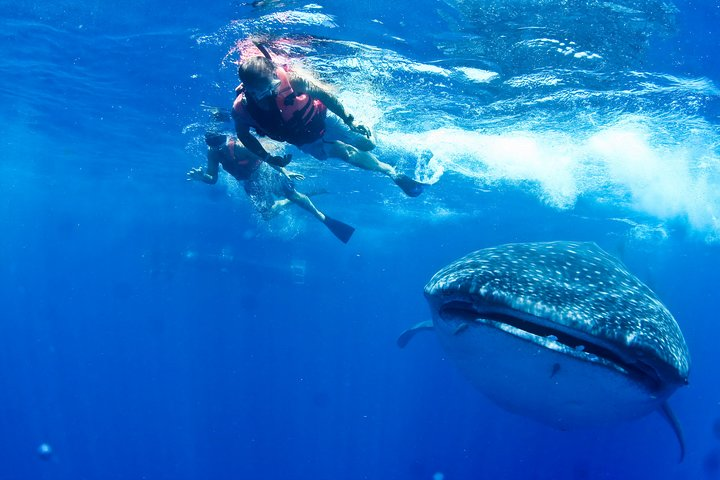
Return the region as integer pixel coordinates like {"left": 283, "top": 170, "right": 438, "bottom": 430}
{"left": 233, "top": 67, "right": 327, "bottom": 146}
{"left": 220, "top": 137, "right": 261, "bottom": 180}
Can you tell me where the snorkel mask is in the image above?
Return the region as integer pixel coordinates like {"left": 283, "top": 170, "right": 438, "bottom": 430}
{"left": 246, "top": 78, "right": 281, "bottom": 101}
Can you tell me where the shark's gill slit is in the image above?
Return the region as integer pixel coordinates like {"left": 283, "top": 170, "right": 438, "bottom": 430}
{"left": 439, "top": 301, "right": 661, "bottom": 389}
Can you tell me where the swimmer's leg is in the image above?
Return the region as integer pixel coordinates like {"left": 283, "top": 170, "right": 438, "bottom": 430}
{"left": 321, "top": 140, "right": 427, "bottom": 197}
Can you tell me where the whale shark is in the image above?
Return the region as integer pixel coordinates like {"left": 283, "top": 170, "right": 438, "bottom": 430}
{"left": 399, "top": 241, "right": 690, "bottom": 458}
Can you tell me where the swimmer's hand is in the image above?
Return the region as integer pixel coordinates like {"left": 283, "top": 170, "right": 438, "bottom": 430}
{"left": 186, "top": 167, "right": 205, "bottom": 181}
{"left": 285, "top": 170, "right": 305, "bottom": 181}
{"left": 187, "top": 166, "right": 217, "bottom": 184}
{"left": 275, "top": 166, "right": 304, "bottom": 182}
{"left": 344, "top": 114, "right": 371, "bottom": 138}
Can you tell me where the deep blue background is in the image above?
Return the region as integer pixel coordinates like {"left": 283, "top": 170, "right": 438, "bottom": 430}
{"left": 1, "top": 1, "right": 720, "bottom": 479}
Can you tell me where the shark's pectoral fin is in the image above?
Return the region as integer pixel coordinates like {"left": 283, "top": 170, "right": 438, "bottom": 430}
{"left": 660, "top": 401, "right": 685, "bottom": 462}
{"left": 397, "top": 321, "right": 434, "bottom": 348}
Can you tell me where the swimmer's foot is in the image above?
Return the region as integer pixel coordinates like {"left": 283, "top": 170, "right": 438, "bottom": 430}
{"left": 393, "top": 174, "right": 427, "bottom": 197}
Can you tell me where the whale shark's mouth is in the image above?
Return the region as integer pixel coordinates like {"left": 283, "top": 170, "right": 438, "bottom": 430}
{"left": 439, "top": 300, "right": 664, "bottom": 391}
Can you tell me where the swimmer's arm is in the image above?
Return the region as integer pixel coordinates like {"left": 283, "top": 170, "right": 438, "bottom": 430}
{"left": 289, "top": 74, "right": 371, "bottom": 138}
{"left": 236, "top": 123, "right": 291, "bottom": 167}
{"left": 236, "top": 123, "right": 269, "bottom": 158}
{"left": 289, "top": 74, "right": 351, "bottom": 124}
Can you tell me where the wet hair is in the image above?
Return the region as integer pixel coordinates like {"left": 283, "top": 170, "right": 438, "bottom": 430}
{"left": 237, "top": 55, "right": 275, "bottom": 86}
{"left": 204, "top": 132, "right": 227, "bottom": 148}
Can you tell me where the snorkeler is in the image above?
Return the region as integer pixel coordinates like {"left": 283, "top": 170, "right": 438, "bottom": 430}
{"left": 187, "top": 132, "right": 355, "bottom": 244}
{"left": 231, "top": 41, "right": 428, "bottom": 197}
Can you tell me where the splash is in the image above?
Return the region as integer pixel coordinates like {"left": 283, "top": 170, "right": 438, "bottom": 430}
{"left": 386, "top": 116, "right": 720, "bottom": 238}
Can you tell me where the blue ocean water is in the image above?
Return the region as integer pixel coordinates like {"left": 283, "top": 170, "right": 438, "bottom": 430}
{"left": 2, "top": 0, "right": 720, "bottom": 479}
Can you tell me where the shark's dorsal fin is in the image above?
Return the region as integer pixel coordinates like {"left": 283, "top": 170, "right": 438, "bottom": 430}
{"left": 397, "top": 321, "right": 434, "bottom": 348}
{"left": 660, "top": 401, "right": 685, "bottom": 462}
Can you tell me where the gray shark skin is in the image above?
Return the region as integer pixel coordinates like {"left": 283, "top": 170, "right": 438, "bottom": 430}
{"left": 399, "top": 241, "right": 690, "bottom": 458}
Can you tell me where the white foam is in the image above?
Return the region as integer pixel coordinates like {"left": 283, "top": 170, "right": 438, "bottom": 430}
{"left": 384, "top": 117, "right": 720, "bottom": 238}
{"left": 585, "top": 121, "right": 720, "bottom": 234}
{"left": 389, "top": 127, "right": 580, "bottom": 208}
{"left": 410, "top": 63, "right": 451, "bottom": 76}
{"left": 260, "top": 11, "right": 338, "bottom": 29}
{"left": 457, "top": 67, "right": 499, "bottom": 83}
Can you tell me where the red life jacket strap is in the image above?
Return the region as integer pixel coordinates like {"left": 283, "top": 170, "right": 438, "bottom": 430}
{"left": 274, "top": 67, "right": 295, "bottom": 106}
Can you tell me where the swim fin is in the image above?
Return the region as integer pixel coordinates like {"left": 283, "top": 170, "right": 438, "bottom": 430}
{"left": 323, "top": 216, "right": 355, "bottom": 244}
{"left": 394, "top": 174, "right": 426, "bottom": 197}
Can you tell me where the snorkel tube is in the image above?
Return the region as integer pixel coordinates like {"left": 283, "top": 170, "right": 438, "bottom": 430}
{"left": 253, "top": 40, "right": 274, "bottom": 62}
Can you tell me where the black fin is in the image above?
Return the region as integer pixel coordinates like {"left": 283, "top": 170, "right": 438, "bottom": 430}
{"left": 660, "top": 401, "right": 685, "bottom": 462}
{"left": 323, "top": 216, "right": 355, "bottom": 244}
{"left": 394, "top": 174, "right": 426, "bottom": 197}
{"left": 397, "top": 321, "right": 434, "bottom": 348}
